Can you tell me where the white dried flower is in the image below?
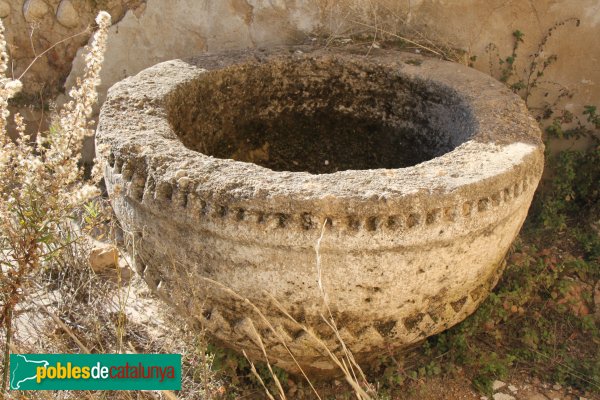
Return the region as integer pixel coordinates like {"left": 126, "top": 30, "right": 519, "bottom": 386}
{"left": 0, "top": 12, "right": 112, "bottom": 293}
{"left": 96, "top": 11, "right": 111, "bottom": 28}
{"left": 4, "top": 80, "right": 22, "bottom": 97}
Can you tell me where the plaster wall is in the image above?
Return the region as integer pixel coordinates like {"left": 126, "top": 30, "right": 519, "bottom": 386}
{"left": 4, "top": 0, "right": 599, "bottom": 149}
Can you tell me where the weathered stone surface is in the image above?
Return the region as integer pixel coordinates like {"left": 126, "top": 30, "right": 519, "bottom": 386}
{"left": 96, "top": 47, "right": 544, "bottom": 375}
{"left": 23, "top": 0, "right": 49, "bottom": 21}
{"left": 56, "top": 0, "right": 79, "bottom": 28}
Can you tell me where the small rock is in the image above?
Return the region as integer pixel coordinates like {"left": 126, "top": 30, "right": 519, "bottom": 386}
{"left": 481, "top": 397, "right": 489, "bottom": 400}
{"left": 508, "top": 384, "right": 518, "bottom": 393}
{"left": 56, "top": 0, "right": 78, "bottom": 28}
{"left": 23, "top": 0, "right": 48, "bottom": 21}
{"left": 493, "top": 380, "right": 507, "bottom": 391}
{"left": 89, "top": 242, "right": 119, "bottom": 272}
{"left": 552, "top": 384, "right": 562, "bottom": 391}
{"left": 580, "top": 397, "right": 589, "bottom": 400}
{"left": 0, "top": 1, "right": 11, "bottom": 18}
{"left": 493, "top": 394, "right": 515, "bottom": 400}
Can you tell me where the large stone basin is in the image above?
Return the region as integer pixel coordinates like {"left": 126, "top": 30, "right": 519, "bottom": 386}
{"left": 96, "top": 47, "right": 544, "bottom": 375}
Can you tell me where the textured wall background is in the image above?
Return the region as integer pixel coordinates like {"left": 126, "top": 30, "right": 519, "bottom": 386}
{"left": 4, "top": 0, "right": 600, "bottom": 155}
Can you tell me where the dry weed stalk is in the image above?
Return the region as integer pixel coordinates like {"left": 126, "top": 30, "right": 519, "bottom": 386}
{"left": 317, "top": 0, "right": 462, "bottom": 61}
{"left": 0, "top": 11, "right": 111, "bottom": 393}
{"left": 183, "top": 219, "right": 375, "bottom": 399}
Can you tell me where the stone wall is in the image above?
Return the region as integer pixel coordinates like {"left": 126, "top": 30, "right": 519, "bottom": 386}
{"left": 3, "top": 0, "right": 143, "bottom": 141}
{"left": 65, "top": 0, "right": 320, "bottom": 106}
{"left": 4, "top": 0, "right": 600, "bottom": 153}
{"left": 4, "top": 0, "right": 143, "bottom": 96}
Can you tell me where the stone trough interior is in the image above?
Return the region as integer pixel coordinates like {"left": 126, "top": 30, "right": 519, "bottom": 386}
{"left": 167, "top": 58, "right": 476, "bottom": 174}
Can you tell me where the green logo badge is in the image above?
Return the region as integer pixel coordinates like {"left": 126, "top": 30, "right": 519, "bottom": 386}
{"left": 10, "top": 354, "right": 181, "bottom": 391}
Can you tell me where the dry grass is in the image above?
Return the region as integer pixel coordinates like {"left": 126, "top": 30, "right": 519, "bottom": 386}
{"left": 315, "top": 0, "right": 465, "bottom": 62}
{"left": 0, "top": 196, "right": 224, "bottom": 400}
{"left": 1, "top": 212, "right": 380, "bottom": 400}
{"left": 1, "top": 4, "right": 459, "bottom": 398}
{"left": 186, "top": 220, "right": 377, "bottom": 400}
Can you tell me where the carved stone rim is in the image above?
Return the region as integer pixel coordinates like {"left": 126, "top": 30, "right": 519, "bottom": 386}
{"left": 97, "top": 47, "right": 544, "bottom": 218}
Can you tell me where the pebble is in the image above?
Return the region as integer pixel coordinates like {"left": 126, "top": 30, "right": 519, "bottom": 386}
{"left": 23, "top": 0, "right": 48, "bottom": 21}
{"left": 493, "top": 394, "right": 515, "bottom": 400}
{"left": 493, "top": 380, "right": 507, "bottom": 391}
{"left": 89, "top": 242, "right": 119, "bottom": 272}
{"left": 56, "top": 0, "right": 79, "bottom": 28}
{"left": 508, "top": 384, "right": 518, "bottom": 393}
{"left": 553, "top": 384, "right": 562, "bottom": 391}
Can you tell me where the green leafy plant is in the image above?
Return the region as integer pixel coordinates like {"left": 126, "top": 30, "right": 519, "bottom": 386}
{"left": 388, "top": 24, "right": 600, "bottom": 397}
{"left": 485, "top": 18, "right": 580, "bottom": 108}
{"left": 537, "top": 105, "right": 600, "bottom": 232}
